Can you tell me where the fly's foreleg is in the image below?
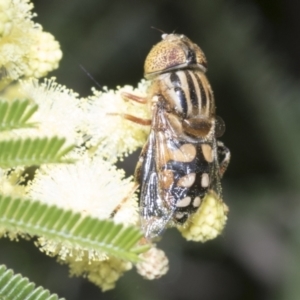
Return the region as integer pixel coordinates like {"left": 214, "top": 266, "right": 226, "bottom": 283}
{"left": 121, "top": 91, "right": 147, "bottom": 104}
{"left": 107, "top": 92, "right": 151, "bottom": 126}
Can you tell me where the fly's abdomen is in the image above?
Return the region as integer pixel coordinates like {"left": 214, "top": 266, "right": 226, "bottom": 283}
{"left": 159, "top": 140, "right": 217, "bottom": 224}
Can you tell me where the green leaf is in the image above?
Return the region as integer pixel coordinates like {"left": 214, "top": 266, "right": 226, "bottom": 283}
{"left": 0, "top": 265, "right": 65, "bottom": 300}
{"left": 0, "top": 137, "right": 74, "bottom": 168}
{"left": 0, "top": 99, "right": 38, "bottom": 131}
{"left": 0, "top": 195, "right": 148, "bottom": 262}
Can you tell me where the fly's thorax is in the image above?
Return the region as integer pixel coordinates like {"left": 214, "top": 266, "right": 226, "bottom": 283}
{"left": 152, "top": 70, "right": 215, "bottom": 118}
{"left": 147, "top": 69, "right": 217, "bottom": 140}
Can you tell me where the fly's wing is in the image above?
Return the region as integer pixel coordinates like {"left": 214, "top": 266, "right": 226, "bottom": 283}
{"left": 138, "top": 104, "right": 192, "bottom": 239}
{"left": 138, "top": 129, "right": 174, "bottom": 239}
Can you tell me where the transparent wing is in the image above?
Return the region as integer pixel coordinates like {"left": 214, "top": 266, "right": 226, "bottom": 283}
{"left": 138, "top": 104, "right": 194, "bottom": 239}
{"left": 138, "top": 130, "right": 174, "bottom": 239}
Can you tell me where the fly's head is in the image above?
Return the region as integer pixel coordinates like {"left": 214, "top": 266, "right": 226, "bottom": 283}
{"left": 144, "top": 34, "right": 207, "bottom": 79}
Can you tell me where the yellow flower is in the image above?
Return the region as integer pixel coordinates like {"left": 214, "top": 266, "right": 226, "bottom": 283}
{"left": 136, "top": 246, "right": 169, "bottom": 280}
{"left": 24, "top": 30, "right": 62, "bottom": 78}
{"left": 26, "top": 153, "right": 138, "bottom": 225}
{"left": 177, "top": 190, "right": 229, "bottom": 242}
{"left": 26, "top": 151, "right": 149, "bottom": 291}
{"left": 25, "top": 147, "right": 170, "bottom": 291}
{"left": 0, "top": 0, "right": 62, "bottom": 83}
{"left": 0, "top": 167, "right": 25, "bottom": 198}
{"left": 66, "top": 253, "right": 132, "bottom": 292}
{"left": 83, "top": 80, "right": 150, "bottom": 160}
{"left": 18, "top": 77, "right": 150, "bottom": 154}
{"left": 20, "top": 78, "right": 82, "bottom": 145}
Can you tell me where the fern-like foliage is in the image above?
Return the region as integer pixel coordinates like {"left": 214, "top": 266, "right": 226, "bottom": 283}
{"left": 0, "top": 195, "right": 148, "bottom": 262}
{"left": 0, "top": 137, "right": 74, "bottom": 168}
{"left": 0, "top": 99, "right": 38, "bottom": 131}
{"left": 0, "top": 265, "right": 65, "bottom": 300}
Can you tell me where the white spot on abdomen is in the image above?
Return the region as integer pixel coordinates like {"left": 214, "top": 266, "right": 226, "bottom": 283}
{"left": 193, "top": 196, "right": 201, "bottom": 207}
{"left": 177, "top": 173, "right": 196, "bottom": 188}
{"left": 201, "top": 173, "right": 210, "bottom": 188}
{"left": 201, "top": 144, "right": 213, "bottom": 162}
{"left": 176, "top": 196, "right": 192, "bottom": 207}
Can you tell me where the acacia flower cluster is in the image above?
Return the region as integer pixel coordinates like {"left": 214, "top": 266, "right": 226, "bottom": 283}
{"left": 20, "top": 78, "right": 168, "bottom": 291}
{"left": 0, "top": 0, "right": 61, "bottom": 84}
{"left": 0, "top": 0, "right": 228, "bottom": 292}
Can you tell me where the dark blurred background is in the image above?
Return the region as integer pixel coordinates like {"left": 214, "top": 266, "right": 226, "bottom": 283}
{"left": 2, "top": 0, "right": 300, "bottom": 299}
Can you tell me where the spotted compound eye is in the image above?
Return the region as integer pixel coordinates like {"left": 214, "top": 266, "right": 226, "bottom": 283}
{"left": 144, "top": 34, "right": 207, "bottom": 79}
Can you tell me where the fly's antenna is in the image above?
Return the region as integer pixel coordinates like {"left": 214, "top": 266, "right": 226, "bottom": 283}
{"left": 64, "top": 47, "right": 103, "bottom": 90}
{"left": 150, "top": 26, "right": 166, "bottom": 34}
{"left": 79, "top": 63, "right": 103, "bottom": 90}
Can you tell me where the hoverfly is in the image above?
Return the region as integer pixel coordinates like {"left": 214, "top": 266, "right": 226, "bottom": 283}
{"left": 121, "top": 34, "right": 230, "bottom": 240}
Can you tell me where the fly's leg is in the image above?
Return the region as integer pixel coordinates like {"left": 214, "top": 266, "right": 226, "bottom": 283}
{"left": 109, "top": 146, "right": 145, "bottom": 219}
{"left": 108, "top": 113, "right": 151, "bottom": 126}
{"left": 107, "top": 92, "right": 151, "bottom": 126}
{"left": 121, "top": 91, "right": 147, "bottom": 104}
{"left": 110, "top": 141, "right": 150, "bottom": 219}
{"left": 110, "top": 182, "right": 140, "bottom": 218}
{"left": 217, "top": 141, "right": 230, "bottom": 178}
